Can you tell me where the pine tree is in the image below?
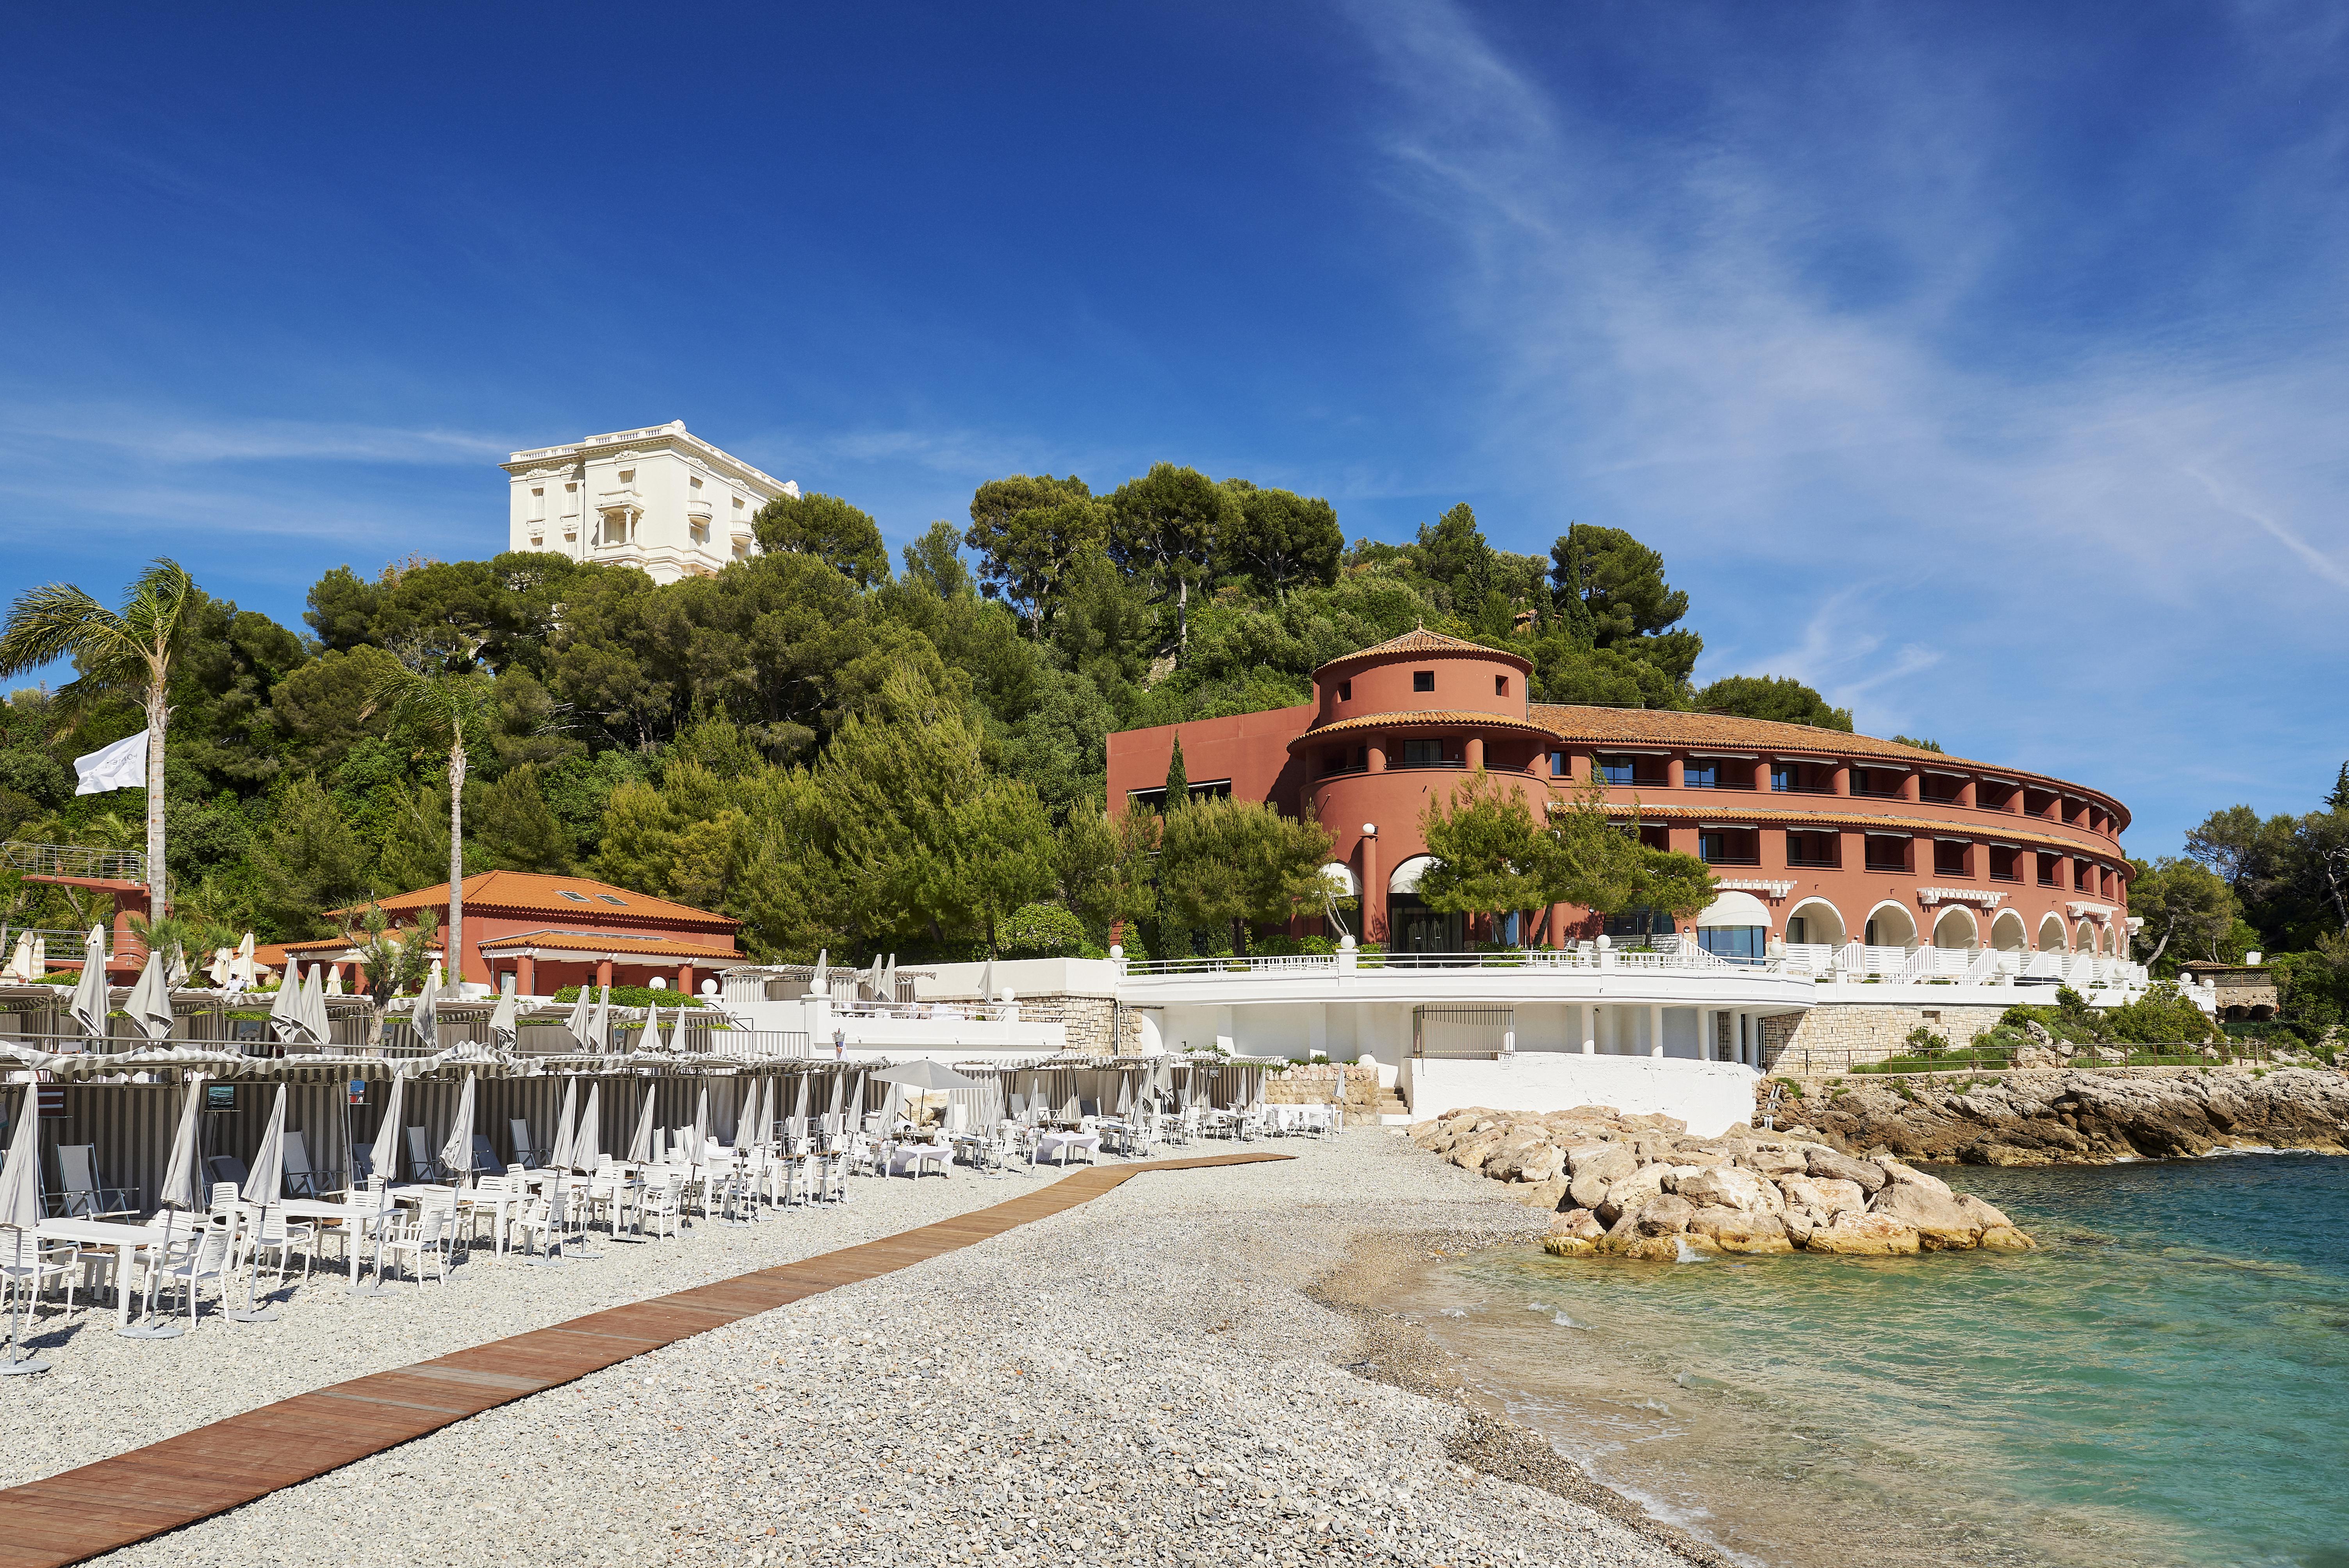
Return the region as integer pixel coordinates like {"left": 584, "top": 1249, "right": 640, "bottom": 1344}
{"left": 1164, "top": 733, "right": 1188, "bottom": 805}
{"left": 2327, "top": 761, "right": 2349, "bottom": 813}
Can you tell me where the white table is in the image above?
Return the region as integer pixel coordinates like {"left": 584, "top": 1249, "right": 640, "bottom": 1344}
{"left": 886, "top": 1142, "right": 953, "bottom": 1178}
{"left": 280, "top": 1198, "right": 394, "bottom": 1284}
{"left": 1032, "top": 1131, "right": 1101, "bottom": 1167}
{"left": 34, "top": 1217, "right": 169, "bottom": 1327}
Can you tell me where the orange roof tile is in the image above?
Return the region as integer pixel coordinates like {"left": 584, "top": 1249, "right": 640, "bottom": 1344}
{"left": 1314, "top": 627, "right": 1531, "bottom": 675}
{"left": 1293, "top": 709, "right": 1556, "bottom": 745}
{"left": 328, "top": 870, "right": 740, "bottom": 930}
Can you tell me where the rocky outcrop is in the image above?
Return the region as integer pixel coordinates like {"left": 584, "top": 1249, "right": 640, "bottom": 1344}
{"left": 1408, "top": 1104, "right": 2030, "bottom": 1261}
{"left": 1787, "top": 1066, "right": 2349, "bottom": 1165}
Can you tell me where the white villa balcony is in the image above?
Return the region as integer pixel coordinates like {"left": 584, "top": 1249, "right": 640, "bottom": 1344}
{"left": 685, "top": 495, "right": 714, "bottom": 522}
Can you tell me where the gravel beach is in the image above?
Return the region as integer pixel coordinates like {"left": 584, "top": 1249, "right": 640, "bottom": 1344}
{"left": 34, "top": 1134, "right": 1711, "bottom": 1568}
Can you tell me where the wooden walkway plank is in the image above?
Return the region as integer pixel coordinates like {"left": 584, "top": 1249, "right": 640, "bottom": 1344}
{"left": 0, "top": 1150, "right": 1289, "bottom": 1568}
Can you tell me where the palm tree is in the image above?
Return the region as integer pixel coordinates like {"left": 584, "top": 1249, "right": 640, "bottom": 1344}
{"left": 366, "top": 663, "right": 497, "bottom": 998}
{"left": 0, "top": 560, "right": 198, "bottom": 920}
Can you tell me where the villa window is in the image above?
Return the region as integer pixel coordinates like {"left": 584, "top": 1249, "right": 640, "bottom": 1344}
{"left": 597, "top": 894, "right": 627, "bottom": 906}
{"left": 1684, "top": 760, "right": 1719, "bottom": 788}
{"left": 1864, "top": 835, "right": 1911, "bottom": 872}
{"left": 600, "top": 514, "right": 630, "bottom": 546}
{"left": 1549, "top": 750, "right": 1567, "bottom": 777}
{"left": 1412, "top": 670, "right": 1435, "bottom": 693}
{"left": 690, "top": 519, "right": 709, "bottom": 544}
{"left": 2038, "top": 856, "right": 2058, "bottom": 887}
{"left": 1698, "top": 828, "right": 1759, "bottom": 866}
{"left": 1400, "top": 738, "right": 1444, "bottom": 766}
{"left": 529, "top": 486, "right": 546, "bottom": 521}
{"left": 1697, "top": 925, "right": 1767, "bottom": 960}
{"left": 1786, "top": 915, "right": 1809, "bottom": 945}
{"left": 1989, "top": 845, "right": 2021, "bottom": 882}
{"left": 1337, "top": 680, "right": 1352, "bottom": 701}
{"left": 1933, "top": 840, "right": 1970, "bottom": 877}
{"left": 1785, "top": 830, "right": 1836, "bottom": 868}
{"left": 618, "top": 468, "right": 635, "bottom": 485}
{"left": 1494, "top": 675, "right": 1509, "bottom": 696}
{"left": 1598, "top": 755, "right": 1636, "bottom": 786}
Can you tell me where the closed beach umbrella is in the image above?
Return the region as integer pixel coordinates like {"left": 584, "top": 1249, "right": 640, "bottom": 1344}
{"left": 439, "top": 1073, "right": 478, "bottom": 1180}
{"left": 741, "top": 1076, "right": 765, "bottom": 1147}
{"left": 691, "top": 1084, "right": 710, "bottom": 1165}
{"left": 126, "top": 948, "right": 175, "bottom": 1042}
{"left": 302, "top": 964, "right": 332, "bottom": 1045}
{"left": 549, "top": 1076, "right": 579, "bottom": 1171}
{"left": 159, "top": 1074, "right": 204, "bottom": 1212}
{"left": 410, "top": 973, "right": 438, "bottom": 1053}
{"left": 325, "top": 965, "right": 343, "bottom": 996}
{"left": 565, "top": 985, "right": 592, "bottom": 1050}
{"left": 369, "top": 1070, "right": 408, "bottom": 1184}
{"left": 165, "top": 943, "right": 188, "bottom": 990}
{"left": 267, "top": 954, "right": 304, "bottom": 1042}
{"left": 640, "top": 1003, "right": 663, "bottom": 1055}
{"left": 488, "top": 976, "right": 519, "bottom": 1044}
{"left": 575, "top": 1083, "right": 602, "bottom": 1171}
{"left": 978, "top": 957, "right": 996, "bottom": 1009}
{"left": 204, "top": 945, "right": 231, "bottom": 989}
{"left": 233, "top": 933, "right": 255, "bottom": 990}
{"left": 1116, "top": 1076, "right": 1133, "bottom": 1116}
{"left": 807, "top": 949, "right": 827, "bottom": 996}
{"left": 627, "top": 1085, "right": 656, "bottom": 1163}
{"left": 590, "top": 985, "right": 612, "bottom": 1051}
{"left": 0, "top": 1094, "right": 48, "bottom": 1370}
{"left": 70, "top": 926, "right": 110, "bottom": 1040}
{"left": 849, "top": 1069, "right": 867, "bottom": 1130}
{"left": 793, "top": 1072, "right": 810, "bottom": 1123}
{"left": 242, "top": 1083, "right": 289, "bottom": 1206}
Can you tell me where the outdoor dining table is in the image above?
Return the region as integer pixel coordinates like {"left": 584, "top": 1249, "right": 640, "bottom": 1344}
{"left": 884, "top": 1140, "right": 953, "bottom": 1178}
{"left": 279, "top": 1197, "right": 397, "bottom": 1286}
{"left": 33, "top": 1217, "right": 170, "bottom": 1329}
{"left": 1032, "top": 1130, "right": 1101, "bottom": 1167}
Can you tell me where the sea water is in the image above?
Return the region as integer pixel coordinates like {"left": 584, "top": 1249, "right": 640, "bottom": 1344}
{"left": 1402, "top": 1155, "right": 2349, "bottom": 1568}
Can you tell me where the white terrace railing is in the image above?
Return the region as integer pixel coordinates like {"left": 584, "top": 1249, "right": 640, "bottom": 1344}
{"left": 1779, "top": 941, "right": 2146, "bottom": 990}
{"left": 0, "top": 840, "right": 148, "bottom": 883}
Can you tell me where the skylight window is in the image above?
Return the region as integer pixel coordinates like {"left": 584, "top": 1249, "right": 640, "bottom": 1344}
{"left": 557, "top": 890, "right": 589, "bottom": 902}
{"left": 597, "top": 894, "right": 627, "bottom": 906}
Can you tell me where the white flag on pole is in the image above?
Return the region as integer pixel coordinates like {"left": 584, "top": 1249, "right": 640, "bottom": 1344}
{"left": 73, "top": 730, "right": 149, "bottom": 795}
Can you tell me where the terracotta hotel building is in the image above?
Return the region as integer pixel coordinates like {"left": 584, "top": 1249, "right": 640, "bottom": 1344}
{"left": 1107, "top": 630, "right": 2131, "bottom": 962}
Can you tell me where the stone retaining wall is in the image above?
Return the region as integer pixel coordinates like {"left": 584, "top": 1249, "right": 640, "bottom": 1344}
{"left": 1766, "top": 1001, "right": 2014, "bottom": 1073}
{"left": 1006, "top": 993, "right": 1130, "bottom": 1055}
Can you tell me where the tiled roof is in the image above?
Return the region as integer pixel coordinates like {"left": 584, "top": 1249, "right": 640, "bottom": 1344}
{"left": 1294, "top": 709, "right": 1556, "bottom": 744}
{"left": 1314, "top": 627, "right": 1531, "bottom": 674}
{"left": 476, "top": 928, "right": 741, "bottom": 961}
{"left": 329, "top": 870, "right": 740, "bottom": 930}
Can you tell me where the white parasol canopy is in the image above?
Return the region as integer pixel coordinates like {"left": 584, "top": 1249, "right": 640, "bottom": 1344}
{"left": 301, "top": 963, "right": 332, "bottom": 1045}
{"left": 125, "top": 948, "right": 175, "bottom": 1042}
{"left": 242, "top": 1083, "right": 289, "bottom": 1206}
{"left": 369, "top": 1069, "right": 408, "bottom": 1183}
{"left": 589, "top": 985, "right": 612, "bottom": 1051}
{"left": 0, "top": 1089, "right": 48, "bottom": 1370}
{"left": 565, "top": 985, "right": 592, "bottom": 1049}
{"left": 574, "top": 1082, "right": 602, "bottom": 1172}
{"left": 233, "top": 933, "right": 256, "bottom": 990}
{"left": 68, "top": 927, "right": 110, "bottom": 1040}
{"left": 488, "top": 975, "right": 519, "bottom": 1044}
{"left": 549, "top": 1077, "right": 579, "bottom": 1172}
{"left": 438, "top": 1073, "right": 478, "bottom": 1180}
{"left": 640, "top": 1002, "right": 664, "bottom": 1055}
{"left": 628, "top": 1084, "right": 656, "bottom": 1163}
{"left": 158, "top": 1073, "right": 205, "bottom": 1211}
{"left": 690, "top": 1084, "right": 710, "bottom": 1165}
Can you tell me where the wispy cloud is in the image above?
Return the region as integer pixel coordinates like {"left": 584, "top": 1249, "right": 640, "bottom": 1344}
{"left": 0, "top": 404, "right": 512, "bottom": 465}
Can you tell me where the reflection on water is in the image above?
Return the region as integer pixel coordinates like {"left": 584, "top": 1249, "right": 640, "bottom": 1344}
{"left": 1399, "top": 1156, "right": 2349, "bottom": 1568}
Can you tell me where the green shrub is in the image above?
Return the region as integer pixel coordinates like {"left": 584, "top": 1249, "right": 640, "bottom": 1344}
{"left": 2097, "top": 982, "right": 2218, "bottom": 1045}
{"left": 548, "top": 984, "right": 711, "bottom": 1010}
{"left": 1903, "top": 1025, "right": 1951, "bottom": 1055}
{"left": 1000, "top": 902, "right": 1087, "bottom": 959}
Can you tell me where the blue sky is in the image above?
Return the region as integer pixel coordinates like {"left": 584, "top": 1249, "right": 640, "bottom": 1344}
{"left": 4, "top": 2, "right": 2346, "bottom": 856}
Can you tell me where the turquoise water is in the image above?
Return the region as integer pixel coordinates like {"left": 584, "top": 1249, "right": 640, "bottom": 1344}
{"left": 1405, "top": 1156, "right": 2349, "bottom": 1568}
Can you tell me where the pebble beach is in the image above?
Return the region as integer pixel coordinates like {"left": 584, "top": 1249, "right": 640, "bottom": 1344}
{"left": 16, "top": 1134, "right": 1716, "bottom": 1568}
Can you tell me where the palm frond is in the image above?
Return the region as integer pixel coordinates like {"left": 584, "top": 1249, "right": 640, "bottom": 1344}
{"left": 0, "top": 584, "right": 127, "bottom": 681}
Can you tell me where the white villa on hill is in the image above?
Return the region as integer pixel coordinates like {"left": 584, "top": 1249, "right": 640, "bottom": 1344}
{"left": 503, "top": 421, "right": 798, "bottom": 583}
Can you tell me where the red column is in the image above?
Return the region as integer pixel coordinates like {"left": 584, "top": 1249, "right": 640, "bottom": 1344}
{"left": 1832, "top": 763, "right": 1851, "bottom": 796}
{"left": 1360, "top": 830, "right": 1382, "bottom": 944}
{"left": 595, "top": 958, "right": 614, "bottom": 990}
{"left": 518, "top": 954, "right": 536, "bottom": 997}
{"left": 1665, "top": 755, "right": 1684, "bottom": 788}
{"left": 1465, "top": 734, "right": 1485, "bottom": 771}
{"left": 1754, "top": 757, "right": 1773, "bottom": 791}
{"left": 677, "top": 963, "right": 696, "bottom": 996}
{"left": 1366, "top": 739, "right": 1387, "bottom": 774}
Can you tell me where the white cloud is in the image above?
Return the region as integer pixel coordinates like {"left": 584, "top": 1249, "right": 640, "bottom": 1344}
{"left": 0, "top": 403, "right": 511, "bottom": 465}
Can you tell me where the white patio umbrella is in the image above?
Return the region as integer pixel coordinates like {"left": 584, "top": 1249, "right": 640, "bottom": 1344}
{"left": 164, "top": 943, "right": 189, "bottom": 990}
{"left": 627, "top": 1085, "right": 656, "bottom": 1164}
{"left": 266, "top": 955, "right": 305, "bottom": 1044}
{"left": 740, "top": 1077, "right": 765, "bottom": 1149}
{"left": 204, "top": 946, "right": 232, "bottom": 989}
{"left": 122, "top": 1071, "right": 206, "bottom": 1339}
{"left": 125, "top": 948, "right": 175, "bottom": 1042}
{"left": 639, "top": 1002, "right": 664, "bottom": 1055}
{"left": 232, "top": 933, "right": 255, "bottom": 990}
{"left": 439, "top": 1073, "right": 479, "bottom": 1184}
{"left": 849, "top": 1069, "right": 868, "bottom": 1133}
{"left": 488, "top": 976, "right": 519, "bottom": 1045}
{"left": 369, "top": 1069, "right": 409, "bottom": 1184}
{"left": 304, "top": 963, "right": 333, "bottom": 1042}
{"left": 68, "top": 927, "right": 109, "bottom": 1041}
{"left": 230, "top": 1082, "right": 290, "bottom": 1322}
{"left": 565, "top": 985, "right": 592, "bottom": 1049}
{"left": 575, "top": 1083, "right": 603, "bottom": 1172}
{"left": 1116, "top": 1077, "right": 1133, "bottom": 1116}
{"left": 325, "top": 965, "right": 343, "bottom": 996}
{"left": 549, "top": 1077, "right": 579, "bottom": 1172}
{"left": 690, "top": 1085, "right": 710, "bottom": 1167}
{"left": 793, "top": 1071, "right": 811, "bottom": 1124}
{"left": 589, "top": 985, "right": 612, "bottom": 1052}
{"left": 0, "top": 1095, "right": 49, "bottom": 1373}
{"left": 4, "top": 931, "right": 33, "bottom": 982}
{"left": 411, "top": 964, "right": 441, "bottom": 1051}
{"left": 978, "top": 957, "right": 997, "bottom": 1009}
{"left": 807, "top": 949, "right": 827, "bottom": 997}
{"left": 883, "top": 953, "right": 898, "bottom": 1004}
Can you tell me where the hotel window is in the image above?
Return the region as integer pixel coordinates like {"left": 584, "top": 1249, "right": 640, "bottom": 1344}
{"left": 691, "top": 517, "right": 709, "bottom": 544}
{"left": 1549, "top": 750, "right": 1567, "bottom": 777}
{"left": 1697, "top": 828, "right": 1758, "bottom": 865}
{"left": 1412, "top": 670, "right": 1435, "bottom": 693}
{"left": 1400, "top": 738, "right": 1444, "bottom": 766}
{"left": 1864, "top": 834, "right": 1910, "bottom": 872}
{"left": 1989, "top": 845, "right": 2021, "bottom": 882}
{"left": 1494, "top": 675, "right": 1509, "bottom": 696}
{"left": 1597, "top": 755, "right": 1636, "bottom": 786}
{"left": 2038, "top": 855, "right": 2058, "bottom": 887}
{"left": 601, "top": 513, "right": 630, "bottom": 546}
{"left": 1684, "top": 759, "right": 1719, "bottom": 788}
{"left": 1933, "top": 839, "right": 1970, "bottom": 877}
{"left": 1337, "top": 680, "right": 1352, "bottom": 701}
{"left": 1785, "top": 830, "right": 1836, "bottom": 867}
{"left": 529, "top": 486, "right": 546, "bottom": 521}
{"left": 562, "top": 482, "right": 579, "bottom": 517}
{"left": 1770, "top": 763, "right": 1798, "bottom": 792}
{"left": 617, "top": 468, "right": 635, "bottom": 485}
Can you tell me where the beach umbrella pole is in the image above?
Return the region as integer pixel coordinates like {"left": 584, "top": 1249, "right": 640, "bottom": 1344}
{"left": 0, "top": 1230, "right": 48, "bottom": 1374}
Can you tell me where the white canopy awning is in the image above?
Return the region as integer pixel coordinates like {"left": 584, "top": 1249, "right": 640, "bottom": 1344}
{"left": 1388, "top": 855, "right": 1438, "bottom": 895}
{"left": 1695, "top": 890, "right": 1772, "bottom": 928}
{"left": 1319, "top": 861, "right": 1359, "bottom": 898}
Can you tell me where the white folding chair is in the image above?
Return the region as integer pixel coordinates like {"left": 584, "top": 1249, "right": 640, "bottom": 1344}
{"left": 379, "top": 1203, "right": 452, "bottom": 1288}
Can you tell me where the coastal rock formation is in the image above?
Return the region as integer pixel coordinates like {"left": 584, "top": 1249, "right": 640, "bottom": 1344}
{"left": 1790, "top": 1066, "right": 2349, "bottom": 1165}
{"left": 1408, "top": 1105, "right": 2030, "bottom": 1260}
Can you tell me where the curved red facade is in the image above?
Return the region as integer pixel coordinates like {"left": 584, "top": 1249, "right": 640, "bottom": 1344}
{"left": 1107, "top": 629, "right": 2132, "bottom": 958}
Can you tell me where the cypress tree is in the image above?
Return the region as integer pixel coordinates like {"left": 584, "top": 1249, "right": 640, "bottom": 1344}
{"left": 2328, "top": 761, "right": 2349, "bottom": 813}
{"left": 1165, "top": 733, "right": 1189, "bottom": 806}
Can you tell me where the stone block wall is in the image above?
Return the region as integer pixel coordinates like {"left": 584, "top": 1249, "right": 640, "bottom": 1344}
{"left": 1009, "top": 992, "right": 1130, "bottom": 1056}
{"left": 1264, "top": 1063, "right": 1385, "bottom": 1125}
{"left": 1767, "top": 1001, "right": 2014, "bottom": 1075}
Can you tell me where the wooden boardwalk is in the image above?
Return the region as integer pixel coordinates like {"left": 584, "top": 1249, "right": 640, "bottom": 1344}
{"left": 0, "top": 1151, "right": 1289, "bottom": 1568}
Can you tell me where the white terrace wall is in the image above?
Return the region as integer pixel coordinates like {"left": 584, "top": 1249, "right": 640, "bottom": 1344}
{"left": 1407, "top": 1054, "right": 1756, "bottom": 1138}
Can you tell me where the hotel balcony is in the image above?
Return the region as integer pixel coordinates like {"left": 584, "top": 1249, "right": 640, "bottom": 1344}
{"left": 685, "top": 496, "right": 714, "bottom": 522}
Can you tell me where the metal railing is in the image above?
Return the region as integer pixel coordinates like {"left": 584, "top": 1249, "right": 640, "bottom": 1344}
{"left": 1788, "top": 1037, "right": 2279, "bottom": 1078}
{"left": 0, "top": 841, "right": 148, "bottom": 883}
{"left": 1119, "top": 939, "right": 1775, "bottom": 979}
